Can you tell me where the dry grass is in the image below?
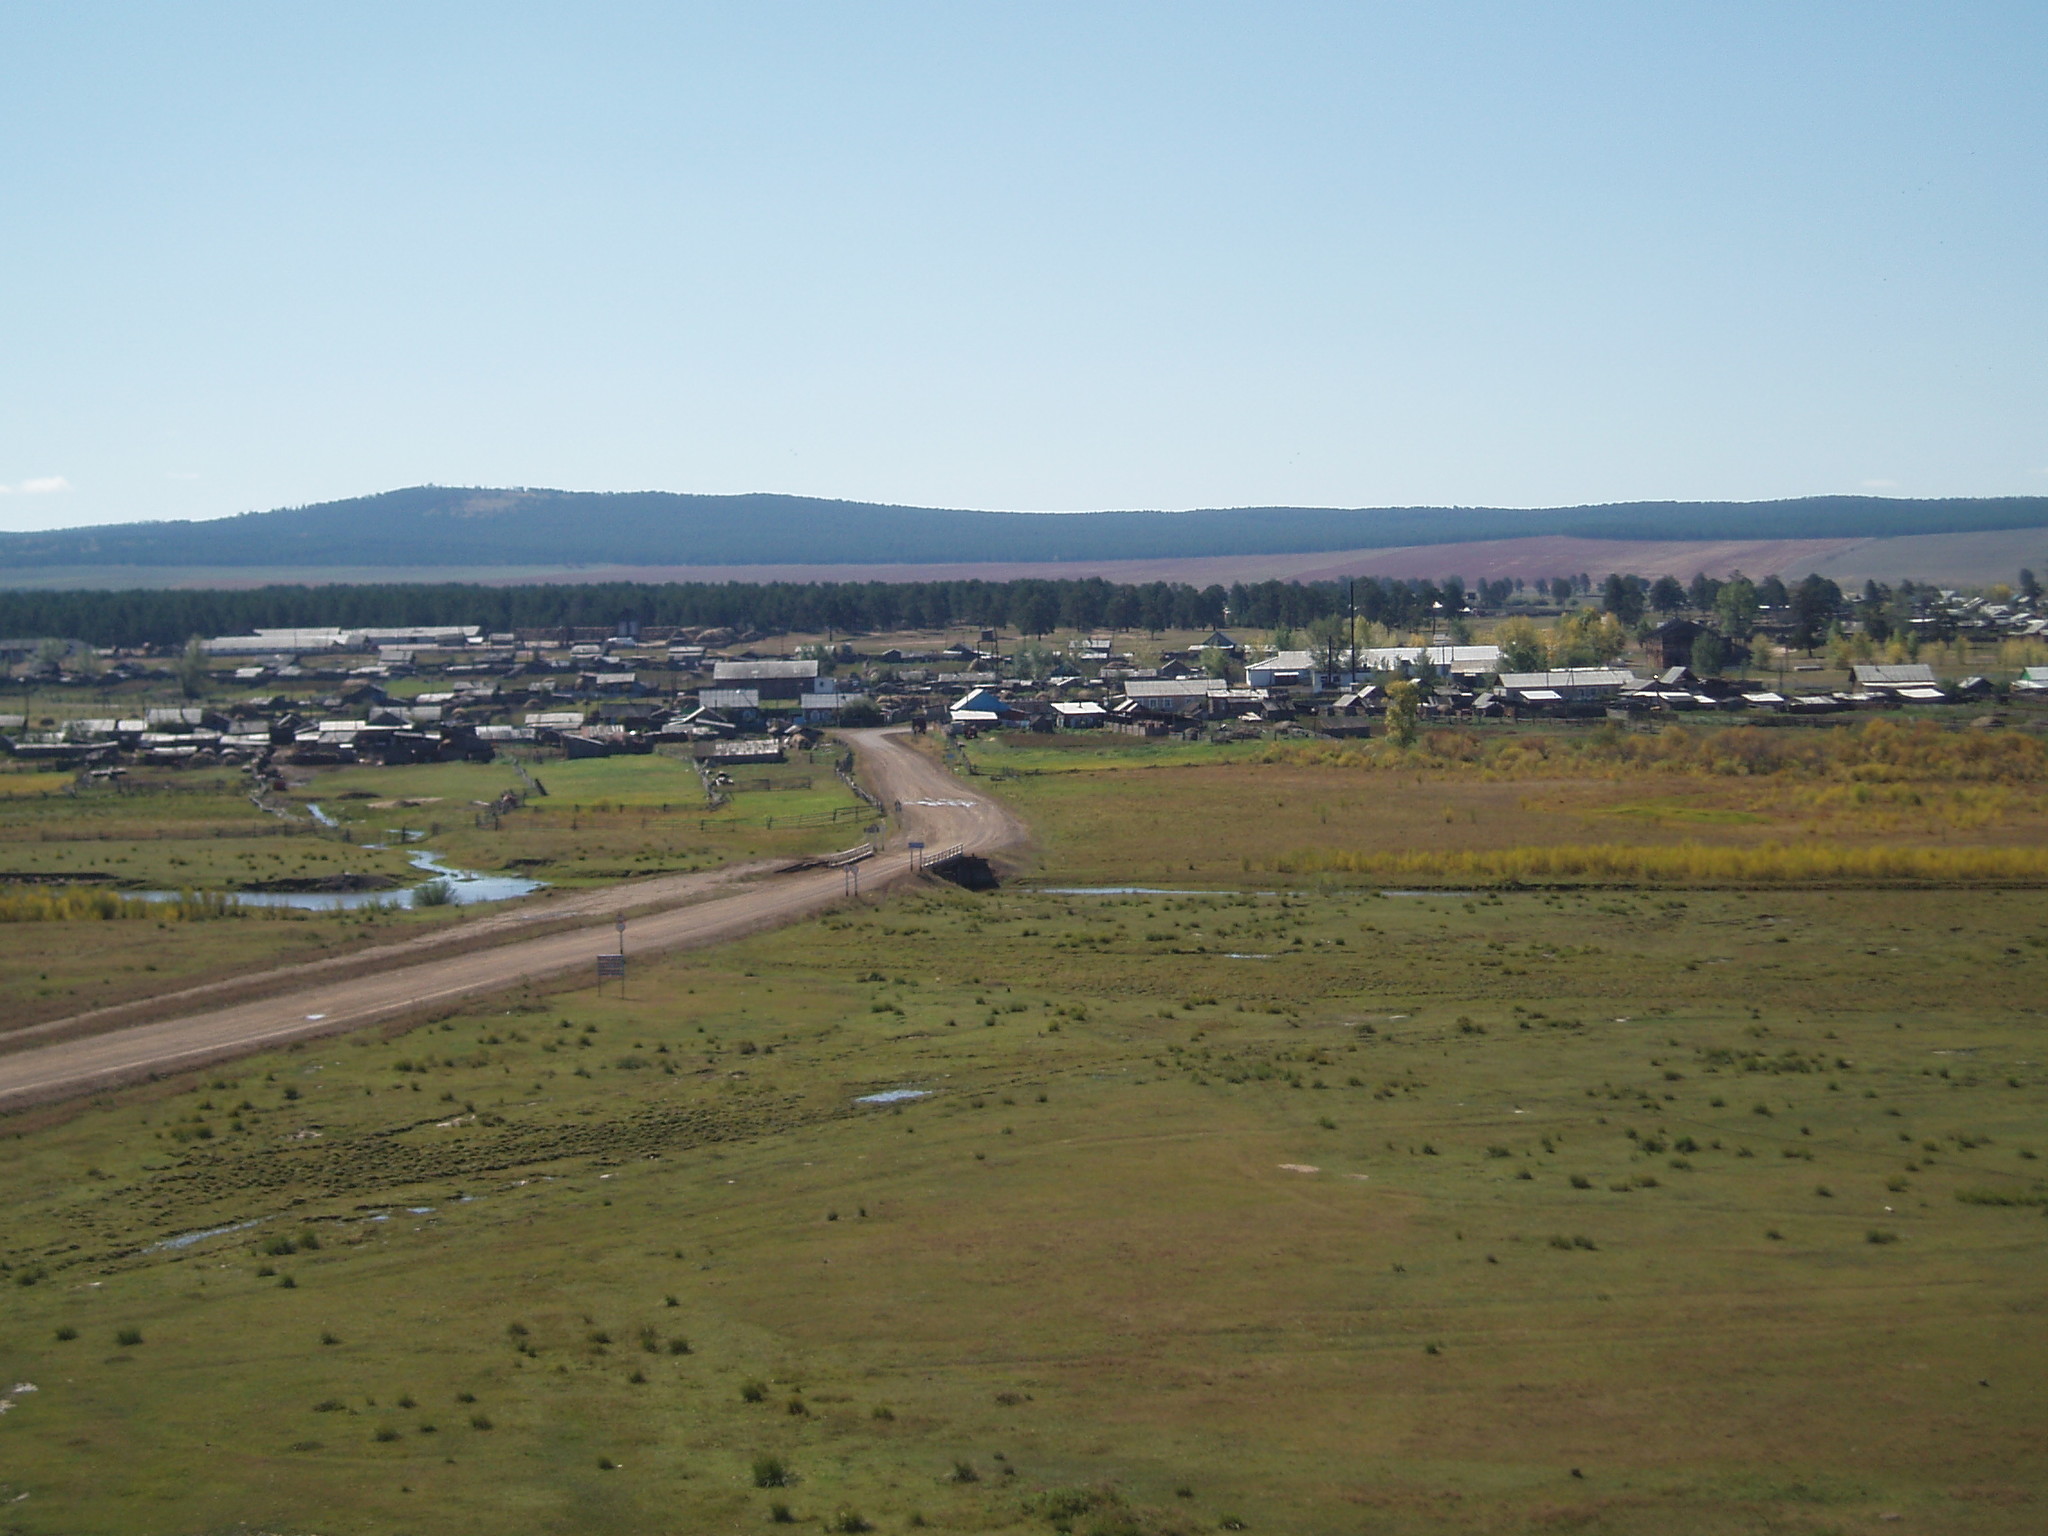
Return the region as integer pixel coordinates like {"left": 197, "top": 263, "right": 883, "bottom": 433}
{"left": 1272, "top": 839, "right": 2048, "bottom": 884}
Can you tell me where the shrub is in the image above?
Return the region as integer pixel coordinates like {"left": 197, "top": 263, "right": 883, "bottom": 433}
{"left": 1867, "top": 1228, "right": 1901, "bottom": 1244}
{"left": 115, "top": 1327, "right": 143, "bottom": 1347}
{"left": 373, "top": 1426, "right": 401, "bottom": 1442}
{"left": 832, "top": 1512, "right": 873, "bottom": 1534}
{"left": 1569, "top": 1174, "right": 1592, "bottom": 1189}
{"left": 752, "top": 1454, "right": 791, "bottom": 1488}
{"left": 470, "top": 1412, "right": 494, "bottom": 1430}
{"left": 741, "top": 1380, "right": 768, "bottom": 1403}
{"left": 770, "top": 1503, "right": 795, "bottom": 1524}
{"left": 319, "top": 1330, "right": 339, "bottom": 1346}
{"left": 54, "top": 1325, "right": 77, "bottom": 1341}
{"left": 950, "top": 1459, "right": 979, "bottom": 1483}
{"left": 668, "top": 1337, "right": 692, "bottom": 1355}
{"left": 312, "top": 1398, "right": 344, "bottom": 1413}
{"left": 411, "top": 878, "right": 456, "bottom": 908}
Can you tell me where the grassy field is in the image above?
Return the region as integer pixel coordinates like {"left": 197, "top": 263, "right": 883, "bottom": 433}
{"left": 0, "top": 765, "right": 421, "bottom": 891}
{"left": 3, "top": 877, "right": 2047, "bottom": 1531}
{"left": 294, "top": 752, "right": 871, "bottom": 888}
{"left": 954, "top": 723, "right": 2048, "bottom": 889}
{"left": 5, "top": 719, "right": 2048, "bottom": 1533}
{"left": 0, "top": 750, "right": 869, "bottom": 1033}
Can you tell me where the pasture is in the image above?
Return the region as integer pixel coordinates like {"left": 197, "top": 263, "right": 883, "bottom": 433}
{"left": 299, "top": 751, "right": 871, "bottom": 887}
{"left": 2, "top": 873, "right": 2045, "bottom": 1534}
{"left": 958, "top": 720, "right": 2048, "bottom": 888}
{"left": 0, "top": 751, "right": 867, "bottom": 1034}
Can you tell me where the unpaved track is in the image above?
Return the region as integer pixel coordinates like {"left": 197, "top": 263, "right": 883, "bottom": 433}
{"left": 0, "top": 729, "right": 1023, "bottom": 1112}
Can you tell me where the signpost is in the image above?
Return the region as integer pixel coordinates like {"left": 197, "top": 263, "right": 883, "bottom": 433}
{"left": 907, "top": 839, "right": 925, "bottom": 871}
{"left": 596, "top": 913, "right": 627, "bottom": 996}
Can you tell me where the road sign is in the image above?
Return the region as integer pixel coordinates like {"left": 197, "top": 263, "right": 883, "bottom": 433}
{"left": 597, "top": 954, "right": 625, "bottom": 979}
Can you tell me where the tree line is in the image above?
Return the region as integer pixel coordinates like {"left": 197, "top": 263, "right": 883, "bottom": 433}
{"left": 0, "top": 575, "right": 1498, "bottom": 650}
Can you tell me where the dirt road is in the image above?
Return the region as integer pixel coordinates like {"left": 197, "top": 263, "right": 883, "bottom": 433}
{"left": 0, "top": 729, "right": 1024, "bottom": 1112}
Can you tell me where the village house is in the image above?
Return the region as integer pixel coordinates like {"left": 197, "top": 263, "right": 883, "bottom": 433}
{"left": 712, "top": 658, "right": 820, "bottom": 700}
{"left": 1850, "top": 663, "right": 1947, "bottom": 701}
{"left": 1497, "top": 668, "right": 1642, "bottom": 706}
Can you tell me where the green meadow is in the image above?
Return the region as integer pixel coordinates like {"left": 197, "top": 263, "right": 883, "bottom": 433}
{"left": 0, "top": 752, "right": 869, "bottom": 1032}
{"left": 3, "top": 866, "right": 2046, "bottom": 1533}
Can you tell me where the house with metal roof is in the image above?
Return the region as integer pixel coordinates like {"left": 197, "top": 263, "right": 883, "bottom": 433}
{"left": 711, "top": 658, "right": 819, "bottom": 699}
{"left": 1244, "top": 650, "right": 1319, "bottom": 690}
{"left": 1498, "top": 668, "right": 1641, "bottom": 704}
{"left": 1123, "top": 676, "right": 1232, "bottom": 716}
{"left": 1850, "top": 663, "right": 1941, "bottom": 694}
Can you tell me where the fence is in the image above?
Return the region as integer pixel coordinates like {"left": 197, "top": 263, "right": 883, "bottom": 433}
{"left": 836, "top": 752, "right": 886, "bottom": 816}
{"left": 697, "top": 803, "right": 868, "bottom": 831}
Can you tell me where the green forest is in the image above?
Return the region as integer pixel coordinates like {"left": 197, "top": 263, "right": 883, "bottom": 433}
{"left": 0, "top": 576, "right": 1422, "bottom": 649}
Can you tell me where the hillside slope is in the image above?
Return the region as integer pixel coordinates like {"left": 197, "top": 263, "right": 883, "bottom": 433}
{"left": 3, "top": 487, "right": 2046, "bottom": 569}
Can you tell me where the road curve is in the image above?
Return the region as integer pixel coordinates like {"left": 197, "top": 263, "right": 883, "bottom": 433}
{"left": 0, "top": 728, "right": 1023, "bottom": 1113}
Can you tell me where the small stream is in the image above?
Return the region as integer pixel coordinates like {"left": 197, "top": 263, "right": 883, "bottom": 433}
{"left": 134, "top": 805, "right": 546, "bottom": 911}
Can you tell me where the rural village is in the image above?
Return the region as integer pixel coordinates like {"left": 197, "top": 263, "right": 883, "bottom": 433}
{"left": 9, "top": 574, "right": 2048, "bottom": 776}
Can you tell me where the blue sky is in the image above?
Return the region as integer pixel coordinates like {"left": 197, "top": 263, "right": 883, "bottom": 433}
{"left": 1, "top": 3, "right": 2043, "bottom": 532}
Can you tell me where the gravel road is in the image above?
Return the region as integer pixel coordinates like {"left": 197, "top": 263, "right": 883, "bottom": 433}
{"left": 0, "top": 728, "right": 1023, "bottom": 1112}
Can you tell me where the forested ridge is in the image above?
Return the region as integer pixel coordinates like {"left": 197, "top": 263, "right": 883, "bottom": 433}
{"left": 2, "top": 576, "right": 1465, "bottom": 648}
{"left": 3, "top": 486, "right": 2045, "bottom": 570}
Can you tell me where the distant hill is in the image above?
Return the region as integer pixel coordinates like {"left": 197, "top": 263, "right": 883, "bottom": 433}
{"left": 4, "top": 486, "right": 2046, "bottom": 570}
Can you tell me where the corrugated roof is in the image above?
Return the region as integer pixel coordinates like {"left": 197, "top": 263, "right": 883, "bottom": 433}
{"left": 712, "top": 659, "right": 819, "bottom": 681}
{"left": 1123, "top": 677, "right": 1227, "bottom": 697}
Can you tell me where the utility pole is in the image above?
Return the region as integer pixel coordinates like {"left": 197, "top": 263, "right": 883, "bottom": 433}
{"left": 1346, "top": 578, "right": 1357, "bottom": 684}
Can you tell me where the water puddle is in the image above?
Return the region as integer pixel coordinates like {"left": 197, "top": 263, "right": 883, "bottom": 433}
{"left": 855, "top": 1088, "right": 932, "bottom": 1105}
{"left": 147, "top": 1218, "right": 262, "bottom": 1252}
{"left": 1039, "top": 887, "right": 1261, "bottom": 897}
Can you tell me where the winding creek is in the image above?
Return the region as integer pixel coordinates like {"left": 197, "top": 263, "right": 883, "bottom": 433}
{"left": 134, "top": 804, "right": 547, "bottom": 910}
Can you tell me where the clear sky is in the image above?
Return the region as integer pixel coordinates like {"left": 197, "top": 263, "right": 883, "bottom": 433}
{"left": 1, "top": 2, "right": 2043, "bottom": 533}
